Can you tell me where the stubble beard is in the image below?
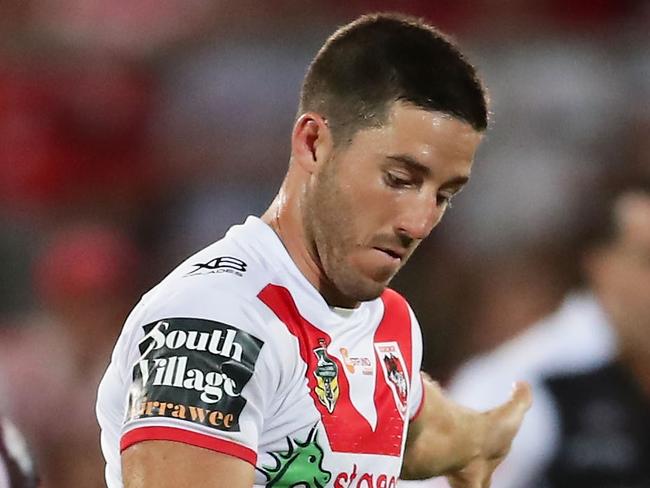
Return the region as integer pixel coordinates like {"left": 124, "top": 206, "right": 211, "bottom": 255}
{"left": 304, "top": 157, "right": 387, "bottom": 305}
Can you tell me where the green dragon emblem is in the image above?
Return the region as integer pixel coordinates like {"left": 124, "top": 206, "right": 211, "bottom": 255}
{"left": 259, "top": 424, "right": 331, "bottom": 488}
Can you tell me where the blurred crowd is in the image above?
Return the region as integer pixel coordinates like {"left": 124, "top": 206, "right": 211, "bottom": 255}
{"left": 0, "top": 1, "right": 648, "bottom": 487}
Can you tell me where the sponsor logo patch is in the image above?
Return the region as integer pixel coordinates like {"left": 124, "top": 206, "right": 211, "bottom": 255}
{"left": 339, "top": 347, "right": 373, "bottom": 375}
{"left": 185, "top": 256, "right": 247, "bottom": 277}
{"left": 126, "top": 318, "right": 264, "bottom": 432}
{"left": 374, "top": 342, "right": 409, "bottom": 418}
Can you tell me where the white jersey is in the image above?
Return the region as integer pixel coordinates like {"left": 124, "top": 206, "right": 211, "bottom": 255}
{"left": 97, "top": 216, "right": 424, "bottom": 488}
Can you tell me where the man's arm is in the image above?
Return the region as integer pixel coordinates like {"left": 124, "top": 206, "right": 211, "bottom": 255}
{"left": 122, "top": 441, "right": 254, "bottom": 488}
{"left": 401, "top": 374, "right": 532, "bottom": 485}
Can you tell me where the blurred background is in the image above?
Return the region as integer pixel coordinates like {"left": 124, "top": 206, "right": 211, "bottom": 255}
{"left": 0, "top": 1, "right": 648, "bottom": 487}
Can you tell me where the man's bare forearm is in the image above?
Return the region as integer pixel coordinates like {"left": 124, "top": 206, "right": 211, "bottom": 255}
{"left": 402, "top": 374, "right": 484, "bottom": 479}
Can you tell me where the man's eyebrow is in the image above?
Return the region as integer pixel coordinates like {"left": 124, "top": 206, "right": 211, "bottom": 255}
{"left": 386, "top": 154, "right": 470, "bottom": 189}
{"left": 442, "top": 175, "right": 470, "bottom": 190}
{"left": 386, "top": 154, "right": 431, "bottom": 175}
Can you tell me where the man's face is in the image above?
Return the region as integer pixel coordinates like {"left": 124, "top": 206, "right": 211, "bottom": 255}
{"left": 591, "top": 193, "right": 650, "bottom": 354}
{"left": 303, "top": 101, "right": 482, "bottom": 304}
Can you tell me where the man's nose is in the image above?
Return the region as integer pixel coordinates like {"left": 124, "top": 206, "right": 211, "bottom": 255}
{"left": 395, "top": 196, "right": 444, "bottom": 241}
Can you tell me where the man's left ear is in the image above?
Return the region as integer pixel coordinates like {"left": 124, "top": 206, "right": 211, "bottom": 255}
{"left": 290, "top": 112, "right": 333, "bottom": 173}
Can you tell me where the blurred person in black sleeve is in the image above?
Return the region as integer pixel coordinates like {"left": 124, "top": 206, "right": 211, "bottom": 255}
{"left": 419, "top": 176, "right": 650, "bottom": 488}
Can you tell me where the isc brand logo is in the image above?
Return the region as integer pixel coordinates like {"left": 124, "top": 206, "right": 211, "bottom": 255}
{"left": 186, "top": 256, "right": 247, "bottom": 277}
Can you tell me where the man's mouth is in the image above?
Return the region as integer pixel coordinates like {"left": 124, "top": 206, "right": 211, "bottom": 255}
{"left": 373, "top": 247, "right": 403, "bottom": 261}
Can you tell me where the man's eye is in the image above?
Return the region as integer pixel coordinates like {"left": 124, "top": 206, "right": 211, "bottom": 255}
{"left": 437, "top": 193, "right": 455, "bottom": 208}
{"left": 384, "top": 172, "right": 411, "bottom": 188}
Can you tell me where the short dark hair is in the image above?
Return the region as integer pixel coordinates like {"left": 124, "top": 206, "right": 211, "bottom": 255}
{"left": 299, "top": 13, "right": 488, "bottom": 144}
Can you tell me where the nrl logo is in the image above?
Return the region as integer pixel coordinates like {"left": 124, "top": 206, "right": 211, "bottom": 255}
{"left": 313, "top": 339, "right": 339, "bottom": 414}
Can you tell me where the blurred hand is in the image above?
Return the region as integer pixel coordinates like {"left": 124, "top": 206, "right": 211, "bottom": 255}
{"left": 446, "top": 382, "right": 532, "bottom": 488}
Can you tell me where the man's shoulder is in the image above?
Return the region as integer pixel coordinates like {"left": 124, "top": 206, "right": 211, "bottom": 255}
{"left": 152, "top": 218, "right": 279, "bottom": 306}
{"left": 447, "top": 293, "right": 616, "bottom": 408}
{"left": 120, "top": 229, "right": 284, "bottom": 352}
{"left": 466, "top": 294, "right": 610, "bottom": 370}
{"left": 167, "top": 219, "right": 273, "bottom": 285}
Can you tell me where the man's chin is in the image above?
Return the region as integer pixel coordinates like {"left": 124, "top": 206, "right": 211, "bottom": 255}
{"left": 337, "top": 275, "right": 391, "bottom": 303}
{"left": 326, "top": 259, "right": 396, "bottom": 304}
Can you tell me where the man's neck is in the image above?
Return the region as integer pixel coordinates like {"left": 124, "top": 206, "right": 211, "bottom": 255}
{"left": 261, "top": 190, "right": 323, "bottom": 289}
{"left": 261, "top": 189, "right": 358, "bottom": 308}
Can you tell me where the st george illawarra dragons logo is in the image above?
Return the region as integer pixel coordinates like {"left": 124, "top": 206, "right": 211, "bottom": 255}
{"left": 375, "top": 342, "right": 409, "bottom": 417}
{"left": 384, "top": 353, "right": 408, "bottom": 410}
{"left": 312, "top": 339, "right": 340, "bottom": 414}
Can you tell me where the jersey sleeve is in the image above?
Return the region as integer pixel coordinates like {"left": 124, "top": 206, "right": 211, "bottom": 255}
{"left": 407, "top": 306, "right": 425, "bottom": 421}
{"left": 117, "top": 283, "right": 275, "bottom": 467}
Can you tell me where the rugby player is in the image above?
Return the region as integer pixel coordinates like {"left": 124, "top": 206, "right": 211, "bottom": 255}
{"left": 97, "top": 13, "right": 532, "bottom": 488}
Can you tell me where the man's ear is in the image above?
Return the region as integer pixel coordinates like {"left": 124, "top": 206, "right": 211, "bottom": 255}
{"left": 291, "top": 112, "right": 333, "bottom": 173}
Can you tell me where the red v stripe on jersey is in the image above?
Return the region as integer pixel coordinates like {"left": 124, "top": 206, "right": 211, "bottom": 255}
{"left": 258, "top": 284, "right": 412, "bottom": 457}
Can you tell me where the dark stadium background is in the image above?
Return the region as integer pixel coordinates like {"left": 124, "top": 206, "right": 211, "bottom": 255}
{"left": 0, "top": 1, "right": 647, "bottom": 486}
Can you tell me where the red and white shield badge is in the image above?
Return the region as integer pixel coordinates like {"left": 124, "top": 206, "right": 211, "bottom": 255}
{"left": 374, "top": 341, "right": 409, "bottom": 418}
